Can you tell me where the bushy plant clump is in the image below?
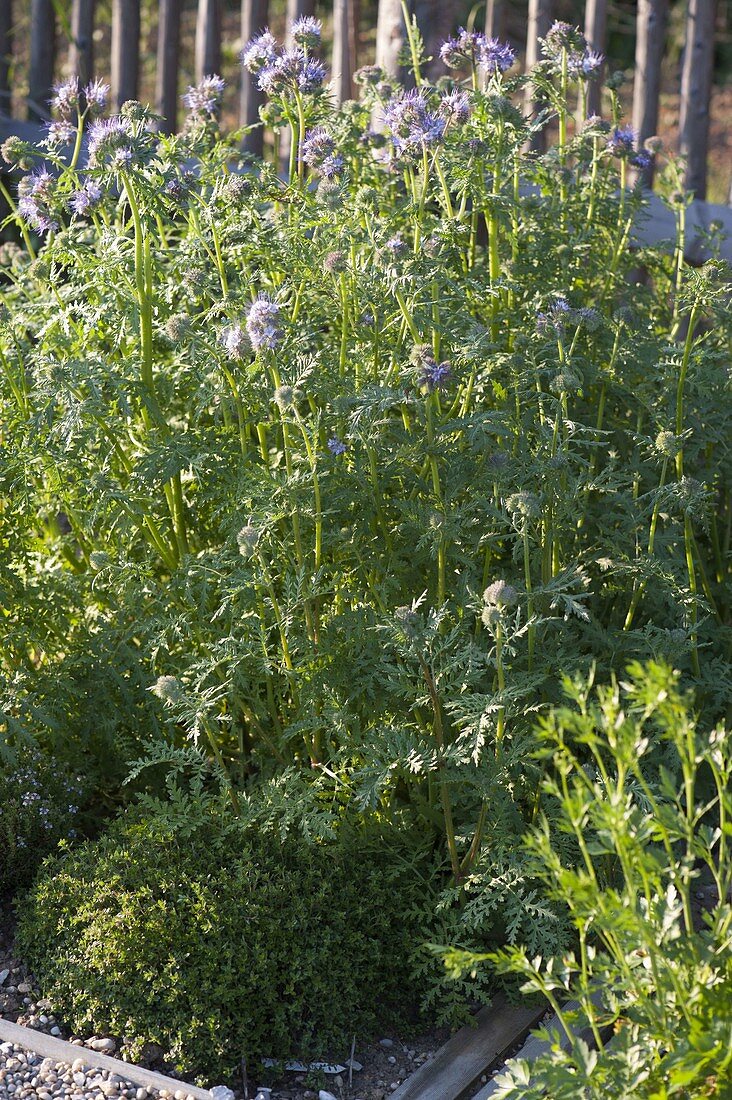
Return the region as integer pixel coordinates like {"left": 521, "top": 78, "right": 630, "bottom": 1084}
{"left": 444, "top": 662, "right": 732, "bottom": 1098}
{"left": 17, "top": 811, "right": 436, "bottom": 1080}
{"left": 1, "top": 8, "right": 731, "bottom": 1027}
{"left": 0, "top": 746, "right": 88, "bottom": 895}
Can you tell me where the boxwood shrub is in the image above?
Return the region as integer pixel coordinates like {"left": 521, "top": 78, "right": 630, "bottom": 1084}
{"left": 17, "top": 812, "right": 437, "bottom": 1081}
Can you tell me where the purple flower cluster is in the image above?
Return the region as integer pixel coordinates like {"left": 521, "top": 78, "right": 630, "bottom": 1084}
{"left": 222, "top": 324, "right": 251, "bottom": 359}
{"left": 51, "top": 76, "right": 108, "bottom": 119}
{"left": 17, "top": 169, "right": 58, "bottom": 234}
{"left": 567, "top": 49, "right": 604, "bottom": 78}
{"left": 542, "top": 22, "right": 603, "bottom": 80}
{"left": 419, "top": 358, "right": 453, "bottom": 392}
{"left": 383, "top": 91, "right": 446, "bottom": 157}
{"left": 246, "top": 294, "right": 282, "bottom": 351}
{"left": 86, "top": 115, "right": 135, "bottom": 170}
{"left": 241, "top": 29, "right": 278, "bottom": 73}
{"left": 542, "top": 21, "right": 585, "bottom": 60}
{"left": 242, "top": 29, "right": 326, "bottom": 99}
{"left": 327, "top": 436, "right": 347, "bottom": 456}
{"left": 440, "top": 29, "right": 516, "bottom": 74}
{"left": 43, "top": 118, "right": 76, "bottom": 149}
{"left": 438, "top": 90, "right": 472, "bottom": 125}
{"left": 260, "top": 48, "right": 326, "bottom": 96}
{"left": 182, "top": 74, "right": 226, "bottom": 115}
{"left": 537, "top": 298, "right": 599, "bottom": 335}
{"left": 69, "top": 180, "right": 103, "bottom": 216}
{"left": 291, "top": 16, "right": 322, "bottom": 48}
{"left": 608, "top": 126, "right": 652, "bottom": 168}
{"left": 536, "top": 297, "right": 571, "bottom": 334}
{"left": 301, "top": 128, "right": 345, "bottom": 178}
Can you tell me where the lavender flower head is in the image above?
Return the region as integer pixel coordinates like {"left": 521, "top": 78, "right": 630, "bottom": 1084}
{"left": 50, "top": 77, "right": 80, "bottom": 118}
{"left": 151, "top": 675, "right": 183, "bottom": 704}
{"left": 607, "top": 126, "right": 635, "bottom": 156}
{"left": 86, "top": 115, "right": 134, "bottom": 169}
{"left": 483, "top": 580, "right": 518, "bottom": 608}
{"left": 258, "top": 48, "right": 326, "bottom": 97}
{"left": 182, "top": 74, "right": 226, "bottom": 114}
{"left": 536, "top": 296, "right": 571, "bottom": 334}
{"left": 237, "top": 525, "right": 260, "bottom": 558}
{"left": 327, "top": 436, "right": 347, "bottom": 456}
{"left": 84, "top": 78, "right": 109, "bottom": 115}
{"left": 246, "top": 294, "right": 282, "bottom": 351}
{"left": 222, "top": 323, "right": 251, "bottom": 359}
{"left": 439, "top": 90, "right": 472, "bottom": 125}
{"left": 17, "top": 169, "right": 58, "bottom": 234}
{"left": 440, "top": 28, "right": 485, "bottom": 68}
{"left": 478, "top": 37, "right": 516, "bottom": 75}
{"left": 542, "top": 21, "right": 586, "bottom": 61}
{"left": 44, "top": 118, "right": 76, "bottom": 149}
{"left": 241, "top": 29, "right": 278, "bottom": 74}
{"left": 70, "top": 180, "right": 103, "bottom": 216}
{"left": 291, "top": 16, "right": 321, "bottom": 48}
{"left": 384, "top": 234, "right": 406, "bottom": 256}
{"left": 383, "top": 90, "right": 446, "bottom": 157}
{"left": 420, "top": 358, "right": 453, "bottom": 392}
{"left": 577, "top": 50, "right": 604, "bottom": 77}
{"left": 301, "top": 127, "right": 344, "bottom": 177}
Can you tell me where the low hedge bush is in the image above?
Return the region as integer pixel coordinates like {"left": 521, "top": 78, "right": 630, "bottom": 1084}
{"left": 17, "top": 811, "right": 437, "bottom": 1081}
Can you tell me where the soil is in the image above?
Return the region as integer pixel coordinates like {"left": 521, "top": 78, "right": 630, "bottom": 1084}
{"left": 0, "top": 898, "right": 449, "bottom": 1100}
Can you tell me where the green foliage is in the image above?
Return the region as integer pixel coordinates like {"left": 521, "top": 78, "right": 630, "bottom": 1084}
{"left": 17, "top": 807, "right": 438, "bottom": 1081}
{"left": 444, "top": 662, "right": 732, "bottom": 1098}
{"left": 0, "top": 745, "right": 89, "bottom": 896}
{"left": 1, "top": 17, "right": 731, "bottom": 1041}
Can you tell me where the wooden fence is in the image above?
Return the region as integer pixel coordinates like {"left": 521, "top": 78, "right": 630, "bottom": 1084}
{"left": 0, "top": 0, "right": 729, "bottom": 200}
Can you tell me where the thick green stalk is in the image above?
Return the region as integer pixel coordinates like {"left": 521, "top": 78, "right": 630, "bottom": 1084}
{"left": 522, "top": 523, "right": 535, "bottom": 671}
{"left": 400, "top": 0, "right": 423, "bottom": 85}
{"left": 675, "top": 304, "right": 701, "bottom": 675}
{"left": 420, "top": 657, "right": 460, "bottom": 883}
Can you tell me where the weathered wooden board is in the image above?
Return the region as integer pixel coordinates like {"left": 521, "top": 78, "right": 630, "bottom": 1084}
{"left": 471, "top": 996, "right": 608, "bottom": 1099}
{"left": 0, "top": 1018, "right": 213, "bottom": 1099}
{"left": 388, "top": 994, "right": 545, "bottom": 1100}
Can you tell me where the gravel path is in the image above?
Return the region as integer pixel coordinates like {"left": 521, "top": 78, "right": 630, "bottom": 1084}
{"left": 0, "top": 1042, "right": 201, "bottom": 1100}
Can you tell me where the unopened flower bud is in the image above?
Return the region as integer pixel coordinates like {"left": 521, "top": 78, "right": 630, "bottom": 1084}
{"left": 151, "top": 675, "right": 183, "bottom": 704}
{"left": 274, "top": 385, "right": 295, "bottom": 411}
{"left": 655, "top": 430, "right": 682, "bottom": 458}
{"left": 483, "top": 580, "right": 518, "bottom": 608}
{"left": 506, "top": 491, "right": 541, "bottom": 519}
{"left": 237, "top": 525, "right": 259, "bottom": 558}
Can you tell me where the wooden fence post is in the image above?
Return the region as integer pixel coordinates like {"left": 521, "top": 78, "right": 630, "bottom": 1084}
{"left": 240, "top": 0, "right": 268, "bottom": 156}
{"left": 0, "top": 0, "right": 11, "bottom": 113}
{"left": 68, "top": 0, "right": 95, "bottom": 87}
{"left": 375, "top": 0, "right": 405, "bottom": 80}
{"left": 582, "top": 0, "right": 606, "bottom": 119}
{"left": 111, "top": 0, "right": 140, "bottom": 109}
{"left": 332, "top": 0, "right": 353, "bottom": 103}
{"left": 485, "top": 0, "right": 504, "bottom": 40}
{"left": 524, "top": 0, "right": 552, "bottom": 152}
{"left": 29, "top": 0, "right": 55, "bottom": 120}
{"left": 679, "top": 0, "right": 717, "bottom": 199}
{"left": 632, "top": 0, "right": 668, "bottom": 188}
{"left": 156, "top": 0, "right": 181, "bottom": 133}
{"left": 195, "top": 0, "right": 222, "bottom": 80}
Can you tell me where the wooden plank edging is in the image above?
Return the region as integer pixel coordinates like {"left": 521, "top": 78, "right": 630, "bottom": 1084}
{"left": 0, "top": 1018, "right": 213, "bottom": 1099}
{"left": 388, "top": 994, "right": 545, "bottom": 1100}
{"left": 470, "top": 995, "right": 608, "bottom": 1099}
